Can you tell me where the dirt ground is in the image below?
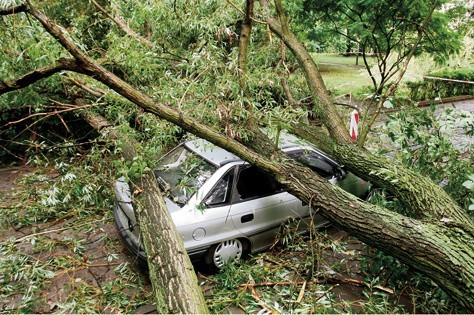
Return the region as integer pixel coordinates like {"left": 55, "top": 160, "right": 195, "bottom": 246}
{"left": 0, "top": 166, "right": 153, "bottom": 313}
{"left": 0, "top": 166, "right": 412, "bottom": 313}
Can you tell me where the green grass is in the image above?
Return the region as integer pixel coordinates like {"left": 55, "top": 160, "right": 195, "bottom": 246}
{"left": 318, "top": 63, "right": 373, "bottom": 96}
{"left": 313, "top": 53, "right": 377, "bottom": 67}
{"left": 310, "top": 53, "right": 444, "bottom": 98}
{"left": 312, "top": 53, "right": 375, "bottom": 96}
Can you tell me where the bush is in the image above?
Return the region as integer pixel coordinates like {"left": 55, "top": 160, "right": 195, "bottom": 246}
{"left": 407, "top": 68, "right": 474, "bottom": 100}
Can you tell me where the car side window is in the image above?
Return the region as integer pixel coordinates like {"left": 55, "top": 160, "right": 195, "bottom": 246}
{"left": 288, "top": 150, "right": 335, "bottom": 178}
{"left": 236, "top": 165, "right": 282, "bottom": 201}
{"left": 203, "top": 169, "right": 234, "bottom": 207}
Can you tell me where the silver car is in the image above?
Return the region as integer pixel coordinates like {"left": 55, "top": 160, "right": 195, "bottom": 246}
{"left": 113, "top": 134, "right": 370, "bottom": 270}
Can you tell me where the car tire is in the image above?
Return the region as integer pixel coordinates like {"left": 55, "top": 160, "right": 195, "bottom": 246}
{"left": 202, "top": 239, "right": 244, "bottom": 272}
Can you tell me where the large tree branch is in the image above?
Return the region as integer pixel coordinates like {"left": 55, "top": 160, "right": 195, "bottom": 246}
{"left": 0, "top": 3, "right": 27, "bottom": 16}
{"left": 237, "top": 0, "right": 254, "bottom": 75}
{"left": 0, "top": 58, "right": 84, "bottom": 95}
{"left": 291, "top": 122, "right": 471, "bottom": 223}
{"left": 259, "top": 0, "right": 351, "bottom": 144}
{"left": 236, "top": 0, "right": 257, "bottom": 130}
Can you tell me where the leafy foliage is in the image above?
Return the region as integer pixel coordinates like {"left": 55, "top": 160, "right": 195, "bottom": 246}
{"left": 462, "top": 174, "right": 474, "bottom": 211}
{"left": 298, "top": 0, "right": 461, "bottom": 61}
{"left": 380, "top": 105, "right": 474, "bottom": 212}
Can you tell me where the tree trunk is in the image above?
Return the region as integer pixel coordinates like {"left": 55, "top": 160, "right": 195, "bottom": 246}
{"left": 272, "top": 159, "right": 474, "bottom": 311}
{"left": 261, "top": 1, "right": 351, "bottom": 144}
{"left": 290, "top": 124, "right": 472, "bottom": 225}
{"left": 136, "top": 172, "right": 209, "bottom": 314}
{"left": 82, "top": 109, "right": 209, "bottom": 314}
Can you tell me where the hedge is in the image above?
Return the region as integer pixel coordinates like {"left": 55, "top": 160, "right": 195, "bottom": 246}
{"left": 407, "top": 68, "right": 474, "bottom": 101}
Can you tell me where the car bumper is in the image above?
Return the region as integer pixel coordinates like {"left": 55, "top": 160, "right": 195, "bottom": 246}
{"left": 113, "top": 203, "right": 147, "bottom": 264}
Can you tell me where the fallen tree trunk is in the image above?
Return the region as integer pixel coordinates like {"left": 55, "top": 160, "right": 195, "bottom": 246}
{"left": 272, "top": 157, "right": 474, "bottom": 310}
{"left": 82, "top": 109, "right": 209, "bottom": 314}
{"left": 290, "top": 124, "right": 472, "bottom": 224}
{"left": 136, "top": 172, "right": 209, "bottom": 314}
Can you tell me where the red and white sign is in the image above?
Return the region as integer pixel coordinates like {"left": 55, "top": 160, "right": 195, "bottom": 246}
{"left": 349, "top": 110, "right": 359, "bottom": 140}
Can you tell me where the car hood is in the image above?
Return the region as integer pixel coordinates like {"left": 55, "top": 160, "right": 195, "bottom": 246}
{"left": 114, "top": 178, "right": 182, "bottom": 218}
{"left": 164, "top": 197, "right": 182, "bottom": 213}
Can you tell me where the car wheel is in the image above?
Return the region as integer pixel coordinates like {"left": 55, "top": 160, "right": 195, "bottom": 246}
{"left": 203, "top": 239, "right": 243, "bottom": 271}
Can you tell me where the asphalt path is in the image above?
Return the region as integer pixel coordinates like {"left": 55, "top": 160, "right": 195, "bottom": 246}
{"left": 428, "top": 98, "right": 473, "bottom": 114}
{"left": 430, "top": 99, "right": 473, "bottom": 150}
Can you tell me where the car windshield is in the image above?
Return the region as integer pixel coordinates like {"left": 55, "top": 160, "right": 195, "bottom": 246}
{"left": 155, "top": 145, "right": 217, "bottom": 206}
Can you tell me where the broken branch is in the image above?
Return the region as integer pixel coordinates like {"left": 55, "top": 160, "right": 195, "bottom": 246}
{"left": 0, "top": 58, "right": 84, "bottom": 96}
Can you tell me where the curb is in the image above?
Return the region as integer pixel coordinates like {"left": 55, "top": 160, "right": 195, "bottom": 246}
{"left": 416, "top": 95, "right": 474, "bottom": 107}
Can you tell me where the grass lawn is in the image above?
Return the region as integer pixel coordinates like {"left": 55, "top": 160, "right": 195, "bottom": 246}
{"left": 310, "top": 53, "right": 439, "bottom": 98}
{"left": 317, "top": 63, "right": 373, "bottom": 96}
{"left": 312, "top": 53, "right": 376, "bottom": 67}
{"left": 312, "top": 53, "right": 375, "bottom": 96}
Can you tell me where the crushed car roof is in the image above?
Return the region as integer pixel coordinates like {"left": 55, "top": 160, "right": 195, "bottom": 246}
{"left": 183, "top": 133, "right": 311, "bottom": 167}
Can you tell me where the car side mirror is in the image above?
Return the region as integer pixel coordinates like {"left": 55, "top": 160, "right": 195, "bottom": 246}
{"left": 334, "top": 166, "right": 347, "bottom": 180}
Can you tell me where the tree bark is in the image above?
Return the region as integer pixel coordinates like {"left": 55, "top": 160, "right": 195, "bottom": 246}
{"left": 290, "top": 124, "right": 472, "bottom": 225}
{"left": 82, "top": 109, "right": 209, "bottom": 314}
{"left": 136, "top": 173, "right": 209, "bottom": 314}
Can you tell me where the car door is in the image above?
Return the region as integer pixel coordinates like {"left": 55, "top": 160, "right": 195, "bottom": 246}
{"left": 188, "top": 167, "right": 242, "bottom": 250}
{"left": 229, "top": 165, "right": 306, "bottom": 244}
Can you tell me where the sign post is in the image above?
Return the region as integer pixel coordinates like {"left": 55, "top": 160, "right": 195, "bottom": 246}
{"left": 350, "top": 110, "right": 359, "bottom": 140}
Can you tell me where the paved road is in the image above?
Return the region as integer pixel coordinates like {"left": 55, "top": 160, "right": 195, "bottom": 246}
{"left": 432, "top": 98, "right": 473, "bottom": 113}
{"left": 431, "top": 99, "right": 473, "bottom": 150}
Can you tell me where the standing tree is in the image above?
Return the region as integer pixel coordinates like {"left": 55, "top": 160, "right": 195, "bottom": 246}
{"left": 296, "top": 0, "right": 462, "bottom": 145}
{"left": 1, "top": 0, "right": 473, "bottom": 312}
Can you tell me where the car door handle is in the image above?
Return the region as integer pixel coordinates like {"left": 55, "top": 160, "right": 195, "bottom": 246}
{"left": 241, "top": 214, "right": 254, "bottom": 223}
